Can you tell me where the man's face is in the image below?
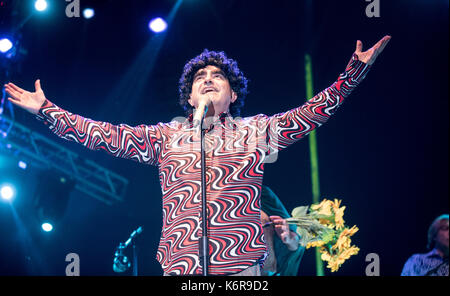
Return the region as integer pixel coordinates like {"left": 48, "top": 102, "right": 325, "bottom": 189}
{"left": 188, "top": 65, "right": 237, "bottom": 115}
{"left": 435, "top": 219, "right": 449, "bottom": 251}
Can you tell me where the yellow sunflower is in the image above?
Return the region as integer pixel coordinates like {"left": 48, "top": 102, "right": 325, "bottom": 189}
{"left": 341, "top": 225, "right": 359, "bottom": 237}
{"left": 324, "top": 246, "right": 360, "bottom": 272}
{"left": 332, "top": 233, "right": 351, "bottom": 251}
{"left": 310, "top": 199, "right": 333, "bottom": 216}
{"left": 332, "top": 225, "right": 358, "bottom": 251}
{"left": 332, "top": 199, "right": 346, "bottom": 229}
{"left": 306, "top": 240, "right": 326, "bottom": 249}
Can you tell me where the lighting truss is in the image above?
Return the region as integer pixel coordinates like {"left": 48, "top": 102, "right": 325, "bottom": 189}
{"left": 0, "top": 115, "right": 128, "bottom": 205}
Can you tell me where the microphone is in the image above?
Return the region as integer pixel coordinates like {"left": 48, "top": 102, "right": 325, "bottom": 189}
{"left": 193, "top": 97, "right": 211, "bottom": 125}
{"left": 113, "top": 243, "right": 130, "bottom": 273}
{"left": 113, "top": 226, "right": 143, "bottom": 273}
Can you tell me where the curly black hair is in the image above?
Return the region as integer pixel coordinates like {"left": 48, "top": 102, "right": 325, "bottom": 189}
{"left": 178, "top": 49, "right": 248, "bottom": 117}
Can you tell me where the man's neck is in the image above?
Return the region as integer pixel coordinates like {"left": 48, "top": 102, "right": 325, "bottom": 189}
{"left": 204, "top": 104, "right": 225, "bottom": 118}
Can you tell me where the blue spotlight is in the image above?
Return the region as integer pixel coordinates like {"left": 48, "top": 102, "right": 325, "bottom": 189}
{"left": 83, "top": 8, "right": 95, "bottom": 19}
{"left": 0, "top": 38, "right": 13, "bottom": 53}
{"left": 41, "top": 222, "right": 53, "bottom": 232}
{"left": 149, "top": 17, "right": 167, "bottom": 33}
{"left": 1, "top": 184, "right": 15, "bottom": 201}
{"left": 34, "top": 0, "right": 48, "bottom": 12}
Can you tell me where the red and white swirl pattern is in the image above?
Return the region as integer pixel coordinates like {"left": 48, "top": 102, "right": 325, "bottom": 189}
{"left": 36, "top": 54, "right": 370, "bottom": 275}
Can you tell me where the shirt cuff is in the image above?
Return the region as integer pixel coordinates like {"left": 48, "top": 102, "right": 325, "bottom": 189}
{"left": 35, "top": 99, "right": 58, "bottom": 127}
{"left": 344, "top": 53, "right": 371, "bottom": 83}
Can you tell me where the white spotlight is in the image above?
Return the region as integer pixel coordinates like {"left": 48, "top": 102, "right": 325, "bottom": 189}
{"left": 0, "top": 38, "right": 13, "bottom": 53}
{"left": 149, "top": 17, "right": 167, "bottom": 33}
{"left": 83, "top": 8, "right": 95, "bottom": 19}
{"left": 41, "top": 222, "right": 53, "bottom": 232}
{"left": 34, "top": 0, "right": 48, "bottom": 12}
{"left": 0, "top": 184, "right": 15, "bottom": 201}
{"left": 18, "top": 160, "right": 28, "bottom": 170}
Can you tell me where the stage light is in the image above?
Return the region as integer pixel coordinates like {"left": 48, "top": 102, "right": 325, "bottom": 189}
{"left": 41, "top": 222, "right": 53, "bottom": 232}
{"left": 18, "top": 161, "right": 27, "bottom": 170}
{"left": 34, "top": 170, "right": 75, "bottom": 231}
{"left": 149, "top": 17, "right": 167, "bottom": 33}
{"left": 34, "top": 0, "right": 48, "bottom": 12}
{"left": 1, "top": 184, "right": 15, "bottom": 201}
{"left": 83, "top": 8, "right": 95, "bottom": 19}
{"left": 0, "top": 38, "right": 13, "bottom": 53}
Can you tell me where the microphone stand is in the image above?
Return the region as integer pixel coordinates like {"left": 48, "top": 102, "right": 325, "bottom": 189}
{"left": 126, "top": 228, "right": 141, "bottom": 276}
{"left": 195, "top": 105, "right": 210, "bottom": 276}
{"left": 200, "top": 122, "right": 210, "bottom": 276}
{"left": 132, "top": 241, "right": 138, "bottom": 276}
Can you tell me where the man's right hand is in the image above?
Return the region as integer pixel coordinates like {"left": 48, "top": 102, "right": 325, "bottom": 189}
{"left": 4, "top": 79, "right": 47, "bottom": 115}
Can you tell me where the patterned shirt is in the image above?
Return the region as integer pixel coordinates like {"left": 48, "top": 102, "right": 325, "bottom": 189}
{"left": 36, "top": 54, "right": 370, "bottom": 275}
{"left": 401, "top": 249, "right": 449, "bottom": 276}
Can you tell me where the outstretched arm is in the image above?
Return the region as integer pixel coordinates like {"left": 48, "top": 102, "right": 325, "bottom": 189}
{"left": 4, "top": 80, "right": 162, "bottom": 165}
{"left": 264, "top": 35, "right": 391, "bottom": 153}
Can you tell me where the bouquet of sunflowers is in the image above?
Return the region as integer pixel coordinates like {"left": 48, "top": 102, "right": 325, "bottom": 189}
{"left": 286, "top": 199, "right": 359, "bottom": 272}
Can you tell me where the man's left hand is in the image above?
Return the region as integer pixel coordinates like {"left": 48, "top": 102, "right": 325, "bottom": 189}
{"left": 355, "top": 35, "right": 391, "bottom": 65}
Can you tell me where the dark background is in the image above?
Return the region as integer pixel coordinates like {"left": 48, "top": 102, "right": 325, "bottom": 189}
{"left": 0, "top": 0, "right": 448, "bottom": 276}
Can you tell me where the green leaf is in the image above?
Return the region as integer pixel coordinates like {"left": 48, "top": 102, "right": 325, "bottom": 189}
{"left": 291, "top": 206, "right": 309, "bottom": 218}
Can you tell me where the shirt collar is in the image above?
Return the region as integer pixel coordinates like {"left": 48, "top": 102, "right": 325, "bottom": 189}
{"left": 426, "top": 248, "right": 446, "bottom": 259}
{"left": 186, "top": 110, "right": 237, "bottom": 130}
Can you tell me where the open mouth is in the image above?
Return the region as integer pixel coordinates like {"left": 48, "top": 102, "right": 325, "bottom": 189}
{"left": 202, "top": 87, "right": 218, "bottom": 94}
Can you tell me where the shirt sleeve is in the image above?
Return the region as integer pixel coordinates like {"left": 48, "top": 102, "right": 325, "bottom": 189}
{"left": 401, "top": 255, "right": 419, "bottom": 276}
{"left": 264, "top": 53, "right": 371, "bottom": 155}
{"left": 35, "top": 99, "right": 162, "bottom": 166}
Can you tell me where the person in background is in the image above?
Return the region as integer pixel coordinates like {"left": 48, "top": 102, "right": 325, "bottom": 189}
{"left": 401, "top": 214, "right": 449, "bottom": 276}
{"left": 260, "top": 185, "right": 304, "bottom": 276}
